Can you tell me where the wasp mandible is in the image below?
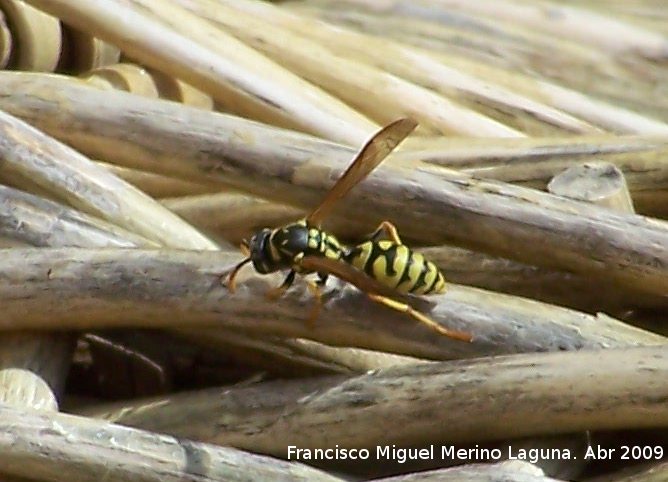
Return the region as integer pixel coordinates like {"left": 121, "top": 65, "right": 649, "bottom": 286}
{"left": 226, "top": 119, "right": 471, "bottom": 342}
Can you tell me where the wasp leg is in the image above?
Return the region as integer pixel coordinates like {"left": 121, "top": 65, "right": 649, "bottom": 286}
{"left": 266, "top": 270, "right": 297, "bottom": 300}
{"left": 367, "top": 293, "right": 472, "bottom": 342}
{"left": 222, "top": 242, "right": 252, "bottom": 292}
{"left": 367, "top": 220, "right": 403, "bottom": 244}
{"left": 225, "top": 257, "right": 251, "bottom": 293}
{"left": 305, "top": 279, "right": 324, "bottom": 329}
{"left": 316, "top": 272, "right": 329, "bottom": 286}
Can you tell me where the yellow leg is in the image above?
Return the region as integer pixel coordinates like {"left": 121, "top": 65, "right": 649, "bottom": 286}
{"left": 305, "top": 279, "right": 323, "bottom": 329}
{"left": 265, "top": 271, "right": 322, "bottom": 329}
{"left": 368, "top": 220, "right": 403, "bottom": 244}
{"left": 222, "top": 242, "right": 252, "bottom": 293}
{"left": 225, "top": 257, "right": 251, "bottom": 293}
{"left": 367, "top": 294, "right": 472, "bottom": 342}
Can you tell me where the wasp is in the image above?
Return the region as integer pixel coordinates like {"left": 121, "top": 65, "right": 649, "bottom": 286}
{"left": 226, "top": 118, "right": 471, "bottom": 342}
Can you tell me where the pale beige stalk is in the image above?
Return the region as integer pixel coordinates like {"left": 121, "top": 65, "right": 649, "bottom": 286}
{"left": 0, "top": 248, "right": 663, "bottom": 360}
{"left": 177, "top": 0, "right": 522, "bottom": 137}
{"left": 79, "top": 346, "right": 668, "bottom": 457}
{"left": 0, "top": 108, "right": 216, "bottom": 249}
{"left": 21, "top": 0, "right": 376, "bottom": 145}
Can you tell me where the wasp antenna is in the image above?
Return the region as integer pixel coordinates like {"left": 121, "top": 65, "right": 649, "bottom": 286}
{"left": 226, "top": 257, "right": 252, "bottom": 293}
{"left": 239, "top": 240, "right": 250, "bottom": 257}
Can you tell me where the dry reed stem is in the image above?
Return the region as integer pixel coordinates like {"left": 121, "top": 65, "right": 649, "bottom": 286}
{"left": 97, "top": 162, "right": 223, "bottom": 198}
{"left": 0, "top": 248, "right": 662, "bottom": 360}
{"left": 0, "top": 402, "right": 343, "bottom": 482}
{"left": 0, "top": 0, "right": 62, "bottom": 71}
{"left": 0, "top": 334, "right": 73, "bottom": 411}
{"left": 292, "top": 2, "right": 668, "bottom": 131}
{"left": 425, "top": 0, "right": 668, "bottom": 58}
{"left": 375, "top": 461, "right": 565, "bottom": 481}
{"left": 176, "top": 329, "right": 423, "bottom": 374}
{"left": 0, "top": 160, "right": 159, "bottom": 422}
{"left": 400, "top": 136, "right": 668, "bottom": 217}
{"left": 5, "top": 72, "right": 668, "bottom": 207}
{"left": 0, "top": 107, "right": 216, "bottom": 250}
{"left": 174, "top": 0, "right": 524, "bottom": 138}
{"left": 80, "top": 346, "right": 668, "bottom": 456}
{"left": 0, "top": 185, "right": 157, "bottom": 248}
{"left": 21, "top": 0, "right": 377, "bottom": 146}
{"left": 417, "top": 245, "right": 658, "bottom": 317}
{"left": 312, "top": 0, "right": 668, "bottom": 59}
{"left": 206, "top": 0, "right": 601, "bottom": 136}
{"left": 548, "top": 162, "right": 636, "bottom": 214}
{"left": 160, "top": 193, "right": 303, "bottom": 242}
{"left": 415, "top": 50, "right": 668, "bottom": 135}
{"left": 587, "top": 460, "right": 668, "bottom": 482}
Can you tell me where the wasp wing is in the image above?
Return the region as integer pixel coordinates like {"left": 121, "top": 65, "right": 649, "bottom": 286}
{"left": 306, "top": 117, "right": 418, "bottom": 225}
{"left": 301, "top": 255, "right": 470, "bottom": 340}
{"left": 301, "top": 255, "right": 398, "bottom": 298}
{"left": 300, "top": 255, "right": 435, "bottom": 312}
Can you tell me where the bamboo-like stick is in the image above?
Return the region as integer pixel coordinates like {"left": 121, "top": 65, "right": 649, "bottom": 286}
{"left": 96, "top": 162, "right": 222, "bottom": 198}
{"left": 417, "top": 245, "right": 657, "bottom": 316}
{"left": 374, "top": 462, "right": 566, "bottom": 482}
{"left": 160, "top": 193, "right": 303, "bottom": 236}
{"left": 0, "top": 0, "right": 62, "bottom": 71}
{"left": 419, "top": 49, "right": 668, "bottom": 136}
{"left": 587, "top": 460, "right": 668, "bottom": 482}
{"left": 198, "top": 0, "right": 600, "bottom": 136}
{"left": 424, "top": 0, "right": 668, "bottom": 59}
{"left": 0, "top": 107, "right": 216, "bottom": 250}
{"left": 0, "top": 183, "right": 160, "bottom": 421}
{"left": 548, "top": 162, "right": 636, "bottom": 213}
{"left": 312, "top": 0, "right": 668, "bottom": 60}
{"left": 79, "top": 346, "right": 668, "bottom": 456}
{"left": 0, "top": 248, "right": 662, "bottom": 360}
{"left": 21, "top": 0, "right": 377, "bottom": 146}
{"left": 6, "top": 71, "right": 668, "bottom": 202}
{"left": 292, "top": 2, "right": 668, "bottom": 132}
{"left": 0, "top": 334, "right": 72, "bottom": 411}
{"left": 169, "top": 0, "right": 522, "bottom": 138}
{"left": 538, "top": 161, "right": 637, "bottom": 479}
{"left": 0, "top": 185, "right": 158, "bottom": 248}
{"left": 58, "top": 23, "right": 121, "bottom": 72}
{"left": 400, "top": 136, "right": 668, "bottom": 217}
{"left": 85, "top": 63, "right": 160, "bottom": 98}
{"left": 176, "top": 328, "right": 423, "bottom": 374}
{"left": 0, "top": 402, "right": 343, "bottom": 482}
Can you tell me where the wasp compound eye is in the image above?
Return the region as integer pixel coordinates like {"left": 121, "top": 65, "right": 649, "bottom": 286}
{"left": 249, "top": 228, "right": 275, "bottom": 274}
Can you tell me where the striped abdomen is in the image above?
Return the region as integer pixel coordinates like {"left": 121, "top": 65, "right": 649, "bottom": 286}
{"left": 344, "top": 240, "right": 446, "bottom": 295}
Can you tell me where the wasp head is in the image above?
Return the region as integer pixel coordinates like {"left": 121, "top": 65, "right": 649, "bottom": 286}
{"left": 246, "top": 228, "right": 275, "bottom": 274}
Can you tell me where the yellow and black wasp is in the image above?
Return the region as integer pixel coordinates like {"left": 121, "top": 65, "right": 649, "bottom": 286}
{"left": 227, "top": 118, "right": 471, "bottom": 342}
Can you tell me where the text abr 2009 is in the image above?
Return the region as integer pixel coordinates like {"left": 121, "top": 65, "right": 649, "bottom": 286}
{"left": 621, "top": 446, "right": 663, "bottom": 460}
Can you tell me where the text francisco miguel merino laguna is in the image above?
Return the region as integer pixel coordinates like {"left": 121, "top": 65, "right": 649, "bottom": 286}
{"left": 288, "top": 445, "right": 577, "bottom": 464}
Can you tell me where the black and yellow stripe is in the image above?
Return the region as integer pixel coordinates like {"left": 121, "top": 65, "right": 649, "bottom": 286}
{"left": 345, "top": 240, "right": 446, "bottom": 295}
